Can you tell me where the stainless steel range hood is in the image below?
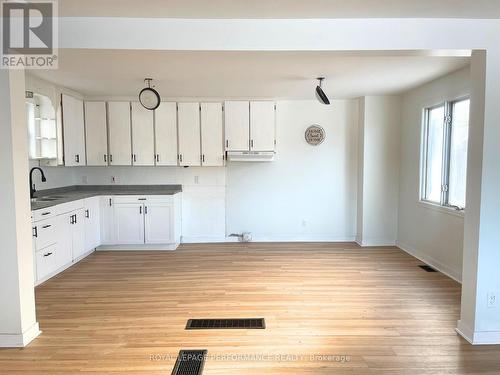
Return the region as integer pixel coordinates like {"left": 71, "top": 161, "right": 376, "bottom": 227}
{"left": 226, "top": 151, "right": 275, "bottom": 162}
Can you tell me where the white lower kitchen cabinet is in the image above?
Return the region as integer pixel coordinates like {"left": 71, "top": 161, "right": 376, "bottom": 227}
{"left": 144, "top": 202, "right": 174, "bottom": 244}
{"left": 33, "top": 201, "right": 87, "bottom": 285}
{"left": 103, "top": 194, "right": 182, "bottom": 248}
{"left": 113, "top": 202, "right": 145, "bottom": 244}
{"left": 84, "top": 197, "right": 101, "bottom": 252}
{"left": 32, "top": 193, "right": 181, "bottom": 284}
{"left": 100, "top": 196, "right": 115, "bottom": 245}
{"left": 60, "top": 208, "right": 86, "bottom": 262}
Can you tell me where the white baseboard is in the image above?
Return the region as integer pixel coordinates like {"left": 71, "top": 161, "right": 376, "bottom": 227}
{"left": 356, "top": 238, "right": 397, "bottom": 247}
{"left": 456, "top": 320, "right": 500, "bottom": 345}
{"left": 97, "top": 243, "right": 179, "bottom": 251}
{"left": 183, "top": 236, "right": 357, "bottom": 244}
{"left": 182, "top": 236, "right": 230, "bottom": 243}
{"left": 396, "top": 241, "right": 462, "bottom": 283}
{"left": 0, "top": 322, "right": 40, "bottom": 348}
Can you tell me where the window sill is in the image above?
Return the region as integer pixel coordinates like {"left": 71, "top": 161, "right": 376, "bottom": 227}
{"left": 418, "top": 201, "right": 465, "bottom": 218}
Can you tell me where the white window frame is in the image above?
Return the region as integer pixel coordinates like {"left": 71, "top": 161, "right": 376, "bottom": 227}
{"left": 420, "top": 96, "right": 470, "bottom": 213}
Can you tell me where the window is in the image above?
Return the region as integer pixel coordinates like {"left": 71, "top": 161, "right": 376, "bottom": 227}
{"left": 421, "top": 98, "right": 470, "bottom": 210}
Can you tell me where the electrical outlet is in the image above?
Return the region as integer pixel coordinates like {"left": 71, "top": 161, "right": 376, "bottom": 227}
{"left": 111, "top": 176, "right": 117, "bottom": 184}
{"left": 487, "top": 292, "right": 496, "bottom": 308}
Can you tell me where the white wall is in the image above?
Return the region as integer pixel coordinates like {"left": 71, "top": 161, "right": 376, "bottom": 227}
{"left": 227, "top": 100, "right": 359, "bottom": 241}
{"left": 357, "top": 96, "right": 401, "bottom": 246}
{"left": 397, "top": 67, "right": 470, "bottom": 282}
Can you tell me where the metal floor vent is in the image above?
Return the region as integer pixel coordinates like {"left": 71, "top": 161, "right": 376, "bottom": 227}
{"left": 186, "top": 318, "right": 266, "bottom": 330}
{"left": 171, "top": 350, "right": 207, "bottom": 375}
{"left": 419, "top": 265, "right": 437, "bottom": 272}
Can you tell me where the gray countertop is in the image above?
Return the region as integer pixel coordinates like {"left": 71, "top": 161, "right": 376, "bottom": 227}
{"left": 31, "top": 185, "right": 182, "bottom": 211}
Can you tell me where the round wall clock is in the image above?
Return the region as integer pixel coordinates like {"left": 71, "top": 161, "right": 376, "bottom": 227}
{"left": 305, "top": 125, "right": 326, "bottom": 146}
{"left": 139, "top": 78, "right": 160, "bottom": 110}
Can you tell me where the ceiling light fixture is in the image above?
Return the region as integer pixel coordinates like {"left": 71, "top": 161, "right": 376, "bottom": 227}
{"left": 315, "top": 77, "right": 330, "bottom": 105}
{"left": 139, "top": 78, "right": 161, "bottom": 110}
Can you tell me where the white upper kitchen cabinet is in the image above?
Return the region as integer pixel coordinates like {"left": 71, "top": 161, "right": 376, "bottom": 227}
{"left": 201, "top": 103, "right": 224, "bottom": 166}
{"left": 154, "top": 102, "right": 178, "bottom": 166}
{"left": 107, "top": 102, "right": 132, "bottom": 166}
{"left": 62, "top": 94, "right": 86, "bottom": 166}
{"left": 177, "top": 102, "right": 201, "bottom": 166}
{"left": 224, "top": 101, "right": 249, "bottom": 151}
{"left": 131, "top": 102, "right": 155, "bottom": 166}
{"left": 84, "top": 197, "right": 101, "bottom": 252}
{"left": 144, "top": 202, "right": 173, "bottom": 244}
{"left": 113, "top": 203, "right": 145, "bottom": 244}
{"left": 84, "top": 101, "right": 108, "bottom": 166}
{"left": 250, "top": 101, "right": 276, "bottom": 151}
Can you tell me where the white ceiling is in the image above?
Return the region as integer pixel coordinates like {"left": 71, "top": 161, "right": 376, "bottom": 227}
{"left": 59, "top": 0, "right": 500, "bottom": 19}
{"left": 32, "top": 50, "right": 469, "bottom": 99}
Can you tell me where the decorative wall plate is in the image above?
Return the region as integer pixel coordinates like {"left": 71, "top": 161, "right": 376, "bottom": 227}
{"left": 305, "top": 125, "right": 326, "bottom": 146}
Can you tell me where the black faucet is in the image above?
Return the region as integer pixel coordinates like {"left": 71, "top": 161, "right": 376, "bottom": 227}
{"left": 29, "top": 167, "right": 47, "bottom": 199}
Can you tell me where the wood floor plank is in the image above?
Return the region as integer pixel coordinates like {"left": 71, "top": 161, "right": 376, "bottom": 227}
{"left": 0, "top": 243, "right": 499, "bottom": 374}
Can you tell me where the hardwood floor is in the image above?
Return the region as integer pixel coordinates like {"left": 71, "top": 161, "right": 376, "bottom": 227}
{"left": 1, "top": 243, "right": 499, "bottom": 374}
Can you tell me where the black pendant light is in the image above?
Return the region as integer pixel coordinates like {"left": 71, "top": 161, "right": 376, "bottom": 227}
{"left": 315, "top": 77, "right": 330, "bottom": 105}
{"left": 139, "top": 78, "right": 161, "bottom": 110}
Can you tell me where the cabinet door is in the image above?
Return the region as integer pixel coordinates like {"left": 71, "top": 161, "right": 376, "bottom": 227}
{"left": 177, "top": 103, "right": 201, "bottom": 166}
{"left": 250, "top": 101, "right": 276, "bottom": 151}
{"left": 131, "top": 102, "right": 155, "bottom": 166}
{"left": 201, "top": 103, "right": 224, "bottom": 166}
{"left": 57, "top": 213, "right": 74, "bottom": 267}
{"left": 62, "top": 94, "right": 86, "bottom": 166}
{"left": 100, "top": 196, "right": 115, "bottom": 245}
{"left": 144, "top": 203, "right": 173, "bottom": 244}
{"left": 224, "top": 101, "right": 249, "bottom": 151}
{"left": 84, "top": 197, "right": 101, "bottom": 252}
{"left": 107, "top": 102, "right": 132, "bottom": 166}
{"left": 113, "top": 203, "right": 145, "bottom": 244}
{"left": 72, "top": 209, "right": 86, "bottom": 260}
{"left": 154, "top": 102, "right": 178, "bottom": 166}
{"left": 84, "top": 101, "right": 108, "bottom": 166}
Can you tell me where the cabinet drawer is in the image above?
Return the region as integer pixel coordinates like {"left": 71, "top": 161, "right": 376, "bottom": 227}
{"left": 35, "top": 244, "right": 58, "bottom": 281}
{"left": 34, "top": 217, "right": 58, "bottom": 251}
{"left": 33, "top": 206, "right": 59, "bottom": 221}
{"left": 113, "top": 195, "right": 175, "bottom": 204}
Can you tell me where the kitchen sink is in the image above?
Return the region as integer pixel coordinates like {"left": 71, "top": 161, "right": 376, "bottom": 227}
{"left": 35, "top": 197, "right": 60, "bottom": 202}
